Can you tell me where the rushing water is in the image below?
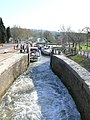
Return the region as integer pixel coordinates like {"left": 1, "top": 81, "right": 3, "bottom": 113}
{"left": 0, "top": 55, "right": 81, "bottom": 120}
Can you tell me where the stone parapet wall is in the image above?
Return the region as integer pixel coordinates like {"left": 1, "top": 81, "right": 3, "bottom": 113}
{"left": 0, "top": 53, "right": 28, "bottom": 99}
{"left": 51, "top": 55, "right": 90, "bottom": 120}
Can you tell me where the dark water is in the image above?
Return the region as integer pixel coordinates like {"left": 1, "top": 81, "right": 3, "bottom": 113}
{"left": 0, "top": 55, "right": 81, "bottom": 120}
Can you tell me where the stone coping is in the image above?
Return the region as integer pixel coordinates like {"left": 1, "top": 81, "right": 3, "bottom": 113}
{"left": 0, "top": 53, "right": 27, "bottom": 74}
{"left": 55, "top": 54, "right": 90, "bottom": 93}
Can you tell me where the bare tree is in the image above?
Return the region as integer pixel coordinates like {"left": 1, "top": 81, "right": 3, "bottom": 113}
{"left": 11, "top": 25, "right": 32, "bottom": 43}
{"left": 59, "top": 25, "right": 84, "bottom": 55}
{"left": 43, "top": 31, "right": 57, "bottom": 43}
{"left": 82, "top": 27, "right": 90, "bottom": 49}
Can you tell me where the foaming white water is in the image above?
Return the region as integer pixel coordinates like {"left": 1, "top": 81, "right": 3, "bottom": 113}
{"left": 0, "top": 56, "right": 81, "bottom": 120}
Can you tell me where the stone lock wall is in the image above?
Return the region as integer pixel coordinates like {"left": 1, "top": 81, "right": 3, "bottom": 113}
{"left": 0, "top": 54, "right": 28, "bottom": 99}
{"left": 51, "top": 55, "right": 90, "bottom": 120}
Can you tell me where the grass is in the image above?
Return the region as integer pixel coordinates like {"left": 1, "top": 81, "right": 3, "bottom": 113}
{"left": 69, "top": 55, "right": 90, "bottom": 72}
{"left": 80, "top": 42, "right": 90, "bottom": 50}
{"left": 74, "top": 42, "right": 90, "bottom": 51}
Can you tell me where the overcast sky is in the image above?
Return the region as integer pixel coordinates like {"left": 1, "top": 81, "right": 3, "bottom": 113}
{"left": 0, "top": 0, "right": 90, "bottom": 32}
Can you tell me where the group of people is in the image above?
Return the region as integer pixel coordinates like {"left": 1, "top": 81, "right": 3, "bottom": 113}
{"left": 20, "top": 43, "right": 32, "bottom": 53}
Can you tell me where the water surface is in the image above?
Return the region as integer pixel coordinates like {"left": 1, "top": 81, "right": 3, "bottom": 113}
{"left": 0, "top": 56, "right": 81, "bottom": 120}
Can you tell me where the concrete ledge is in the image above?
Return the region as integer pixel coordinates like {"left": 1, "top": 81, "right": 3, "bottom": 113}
{"left": 0, "top": 53, "right": 28, "bottom": 99}
{"left": 51, "top": 55, "right": 90, "bottom": 120}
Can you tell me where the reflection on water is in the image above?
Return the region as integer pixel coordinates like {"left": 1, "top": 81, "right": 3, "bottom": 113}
{"left": 0, "top": 55, "right": 81, "bottom": 120}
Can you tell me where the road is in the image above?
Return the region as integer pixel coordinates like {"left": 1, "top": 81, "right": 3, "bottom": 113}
{"left": 0, "top": 44, "right": 15, "bottom": 52}
{"left": 0, "top": 44, "right": 18, "bottom": 62}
